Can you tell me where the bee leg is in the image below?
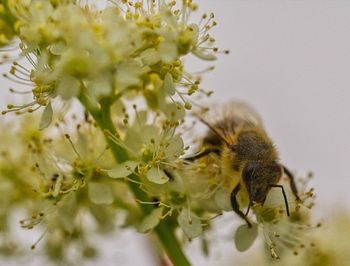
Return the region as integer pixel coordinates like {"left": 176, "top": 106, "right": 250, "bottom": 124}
{"left": 270, "top": 184, "right": 290, "bottom": 216}
{"left": 245, "top": 201, "right": 252, "bottom": 216}
{"left": 282, "top": 166, "right": 300, "bottom": 201}
{"left": 230, "top": 185, "right": 252, "bottom": 228}
{"left": 183, "top": 147, "right": 220, "bottom": 161}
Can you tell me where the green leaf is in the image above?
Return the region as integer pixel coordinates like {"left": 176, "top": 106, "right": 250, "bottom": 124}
{"left": 39, "top": 101, "right": 53, "bottom": 130}
{"left": 234, "top": 223, "right": 258, "bottom": 252}
{"left": 138, "top": 207, "right": 164, "bottom": 233}
{"left": 177, "top": 208, "right": 202, "bottom": 239}
{"left": 146, "top": 167, "right": 169, "bottom": 184}
{"left": 88, "top": 182, "right": 114, "bottom": 205}
{"left": 107, "top": 161, "right": 138, "bottom": 179}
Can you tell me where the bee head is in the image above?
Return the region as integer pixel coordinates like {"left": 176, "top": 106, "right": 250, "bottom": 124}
{"left": 242, "top": 161, "right": 282, "bottom": 204}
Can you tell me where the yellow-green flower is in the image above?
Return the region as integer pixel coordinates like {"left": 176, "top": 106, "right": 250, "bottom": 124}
{"left": 2, "top": 0, "right": 218, "bottom": 126}
{"left": 0, "top": 0, "right": 18, "bottom": 47}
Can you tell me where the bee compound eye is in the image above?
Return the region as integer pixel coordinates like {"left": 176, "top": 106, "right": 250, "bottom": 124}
{"left": 242, "top": 162, "right": 259, "bottom": 182}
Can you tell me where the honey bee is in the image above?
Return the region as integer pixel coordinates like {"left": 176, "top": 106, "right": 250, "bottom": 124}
{"left": 186, "top": 101, "right": 299, "bottom": 227}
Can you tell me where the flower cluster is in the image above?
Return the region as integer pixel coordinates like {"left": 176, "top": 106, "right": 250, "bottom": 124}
{"left": 0, "top": 1, "right": 222, "bottom": 263}
{"left": 2, "top": 0, "right": 219, "bottom": 127}
{"left": 0, "top": 98, "right": 318, "bottom": 263}
{"left": 233, "top": 211, "right": 350, "bottom": 266}
{"left": 281, "top": 212, "right": 350, "bottom": 266}
{"left": 232, "top": 173, "right": 317, "bottom": 259}
{"left": 0, "top": 113, "right": 142, "bottom": 262}
{"left": 162, "top": 143, "right": 317, "bottom": 258}
{"left": 0, "top": 0, "right": 18, "bottom": 47}
{"left": 0, "top": 109, "right": 320, "bottom": 263}
{"left": 0, "top": 116, "right": 41, "bottom": 256}
{"left": 0, "top": 1, "right": 318, "bottom": 265}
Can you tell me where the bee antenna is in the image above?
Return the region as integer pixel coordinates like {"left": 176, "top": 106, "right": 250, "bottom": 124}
{"left": 270, "top": 184, "right": 290, "bottom": 216}
{"left": 198, "top": 117, "right": 230, "bottom": 146}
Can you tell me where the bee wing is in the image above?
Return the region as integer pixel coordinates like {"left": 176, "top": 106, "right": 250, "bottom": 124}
{"left": 194, "top": 101, "right": 264, "bottom": 145}
{"left": 221, "top": 100, "right": 264, "bottom": 127}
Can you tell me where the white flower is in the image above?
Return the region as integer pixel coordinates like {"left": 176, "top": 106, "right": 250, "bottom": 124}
{"left": 119, "top": 111, "right": 184, "bottom": 185}
{"left": 0, "top": 1, "right": 17, "bottom": 47}
{"left": 3, "top": 0, "right": 219, "bottom": 122}
{"left": 251, "top": 179, "right": 316, "bottom": 259}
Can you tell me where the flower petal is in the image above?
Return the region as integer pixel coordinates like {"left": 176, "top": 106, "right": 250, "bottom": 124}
{"left": 177, "top": 208, "right": 203, "bottom": 239}
{"left": 39, "top": 101, "right": 53, "bottom": 130}
{"left": 116, "top": 59, "right": 143, "bottom": 89}
{"left": 87, "top": 76, "right": 112, "bottom": 96}
{"left": 160, "top": 4, "right": 177, "bottom": 27}
{"left": 56, "top": 75, "right": 80, "bottom": 100}
{"left": 159, "top": 41, "right": 178, "bottom": 64}
{"left": 192, "top": 48, "right": 217, "bottom": 61}
{"left": 146, "top": 167, "right": 169, "bottom": 184}
{"left": 107, "top": 161, "right": 138, "bottom": 179}
{"left": 49, "top": 41, "right": 66, "bottom": 55}
{"left": 138, "top": 207, "right": 164, "bottom": 233}
{"left": 164, "top": 134, "right": 184, "bottom": 160}
{"left": 88, "top": 182, "right": 114, "bottom": 205}
{"left": 163, "top": 72, "right": 175, "bottom": 96}
{"left": 162, "top": 102, "right": 185, "bottom": 121}
{"left": 214, "top": 188, "right": 233, "bottom": 212}
{"left": 234, "top": 223, "right": 258, "bottom": 252}
{"left": 140, "top": 48, "right": 161, "bottom": 65}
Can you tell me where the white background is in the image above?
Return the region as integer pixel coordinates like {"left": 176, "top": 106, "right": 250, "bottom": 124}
{"left": 1, "top": 1, "right": 350, "bottom": 265}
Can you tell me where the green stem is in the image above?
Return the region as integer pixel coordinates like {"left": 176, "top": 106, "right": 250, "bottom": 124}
{"left": 79, "top": 95, "right": 191, "bottom": 266}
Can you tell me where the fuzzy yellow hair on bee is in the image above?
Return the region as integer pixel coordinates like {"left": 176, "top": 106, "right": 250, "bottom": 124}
{"left": 186, "top": 101, "right": 299, "bottom": 227}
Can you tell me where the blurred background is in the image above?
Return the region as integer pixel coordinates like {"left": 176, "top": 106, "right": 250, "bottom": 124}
{"left": 1, "top": 0, "right": 350, "bottom": 265}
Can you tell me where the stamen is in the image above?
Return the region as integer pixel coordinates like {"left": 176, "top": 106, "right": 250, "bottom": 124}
{"left": 30, "top": 229, "right": 48, "bottom": 250}
{"left": 2, "top": 73, "right": 33, "bottom": 86}
{"left": 13, "top": 61, "right": 31, "bottom": 73}
{"left": 10, "top": 78, "right": 28, "bottom": 90}
{"left": 64, "top": 134, "right": 82, "bottom": 159}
